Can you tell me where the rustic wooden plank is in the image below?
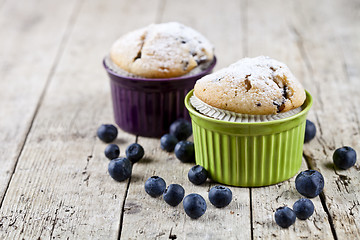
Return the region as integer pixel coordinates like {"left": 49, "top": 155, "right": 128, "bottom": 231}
{"left": 120, "top": 0, "right": 251, "bottom": 239}
{"left": 0, "top": 0, "right": 79, "bottom": 205}
{"left": 0, "top": 0, "right": 357, "bottom": 239}
{"left": 0, "top": 0, "right": 160, "bottom": 238}
{"left": 245, "top": 0, "right": 334, "bottom": 238}
{"left": 121, "top": 137, "right": 251, "bottom": 240}
{"left": 251, "top": 160, "right": 333, "bottom": 240}
{"left": 160, "top": 0, "right": 244, "bottom": 69}
{"left": 0, "top": 0, "right": 6, "bottom": 11}
{"left": 291, "top": 0, "right": 360, "bottom": 238}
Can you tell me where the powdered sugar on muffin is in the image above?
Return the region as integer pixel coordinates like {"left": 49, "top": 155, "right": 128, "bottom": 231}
{"left": 110, "top": 22, "right": 214, "bottom": 78}
{"left": 194, "top": 56, "right": 306, "bottom": 115}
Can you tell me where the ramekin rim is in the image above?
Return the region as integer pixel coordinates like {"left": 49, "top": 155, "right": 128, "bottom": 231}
{"left": 102, "top": 56, "right": 217, "bottom": 82}
{"left": 185, "top": 89, "right": 313, "bottom": 126}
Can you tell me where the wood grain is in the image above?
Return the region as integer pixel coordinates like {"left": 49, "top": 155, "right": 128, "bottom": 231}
{"left": 0, "top": 0, "right": 359, "bottom": 239}
{"left": 244, "top": 1, "right": 335, "bottom": 238}
{"left": 291, "top": 0, "right": 360, "bottom": 238}
{"left": 251, "top": 160, "right": 333, "bottom": 240}
{"left": 0, "top": 0, "right": 159, "bottom": 238}
{"left": 0, "top": 0, "right": 79, "bottom": 206}
{"left": 121, "top": 137, "right": 251, "bottom": 240}
{"left": 120, "top": 1, "right": 251, "bottom": 239}
{"left": 161, "top": 0, "right": 244, "bottom": 69}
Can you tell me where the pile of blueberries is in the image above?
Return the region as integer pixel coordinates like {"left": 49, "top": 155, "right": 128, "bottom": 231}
{"left": 97, "top": 119, "right": 234, "bottom": 219}
{"left": 97, "top": 119, "right": 357, "bottom": 225}
{"left": 274, "top": 169, "right": 324, "bottom": 228}
{"left": 156, "top": 119, "right": 233, "bottom": 219}
{"left": 275, "top": 120, "right": 357, "bottom": 228}
{"left": 97, "top": 124, "right": 145, "bottom": 181}
{"left": 160, "top": 119, "right": 195, "bottom": 163}
{"left": 144, "top": 173, "right": 232, "bottom": 219}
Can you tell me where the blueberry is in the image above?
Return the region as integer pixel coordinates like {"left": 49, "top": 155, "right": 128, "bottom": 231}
{"left": 169, "top": 119, "right": 192, "bottom": 141}
{"left": 160, "top": 134, "right": 178, "bottom": 152}
{"left": 163, "top": 184, "right": 185, "bottom": 207}
{"left": 295, "top": 170, "right": 324, "bottom": 198}
{"left": 183, "top": 193, "right": 207, "bottom": 219}
{"left": 274, "top": 206, "right": 296, "bottom": 228}
{"left": 174, "top": 141, "right": 195, "bottom": 163}
{"left": 304, "top": 120, "right": 316, "bottom": 143}
{"left": 293, "top": 198, "right": 315, "bottom": 220}
{"left": 188, "top": 165, "right": 208, "bottom": 185}
{"left": 126, "top": 143, "right": 144, "bottom": 164}
{"left": 208, "top": 186, "right": 232, "bottom": 208}
{"left": 144, "top": 176, "right": 166, "bottom": 197}
{"left": 104, "top": 144, "right": 120, "bottom": 160}
{"left": 97, "top": 124, "right": 118, "bottom": 143}
{"left": 108, "top": 157, "right": 132, "bottom": 182}
{"left": 333, "top": 146, "right": 357, "bottom": 170}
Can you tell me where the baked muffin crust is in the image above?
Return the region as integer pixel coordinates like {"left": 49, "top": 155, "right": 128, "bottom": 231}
{"left": 194, "top": 56, "right": 306, "bottom": 115}
{"left": 110, "top": 22, "right": 214, "bottom": 78}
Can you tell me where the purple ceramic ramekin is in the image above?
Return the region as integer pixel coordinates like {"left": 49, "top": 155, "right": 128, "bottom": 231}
{"left": 103, "top": 57, "right": 217, "bottom": 138}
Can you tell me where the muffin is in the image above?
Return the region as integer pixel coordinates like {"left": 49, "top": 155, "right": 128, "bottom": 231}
{"left": 103, "top": 22, "right": 216, "bottom": 137}
{"left": 195, "top": 56, "right": 305, "bottom": 114}
{"left": 108, "top": 22, "right": 214, "bottom": 78}
{"left": 185, "top": 56, "right": 312, "bottom": 187}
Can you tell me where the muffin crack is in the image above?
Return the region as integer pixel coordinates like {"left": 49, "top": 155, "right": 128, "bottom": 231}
{"left": 133, "top": 32, "right": 147, "bottom": 62}
{"left": 195, "top": 56, "right": 208, "bottom": 65}
{"left": 269, "top": 73, "right": 291, "bottom": 112}
{"left": 244, "top": 74, "right": 252, "bottom": 92}
{"left": 283, "top": 86, "right": 288, "bottom": 99}
{"left": 273, "top": 100, "right": 286, "bottom": 113}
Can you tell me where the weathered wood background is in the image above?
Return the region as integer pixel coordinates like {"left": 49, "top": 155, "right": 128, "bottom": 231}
{"left": 0, "top": 0, "right": 359, "bottom": 239}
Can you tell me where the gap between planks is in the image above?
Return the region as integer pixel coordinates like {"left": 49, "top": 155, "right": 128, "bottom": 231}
{"left": 155, "top": 0, "right": 166, "bottom": 23}
{"left": 117, "top": 0, "right": 164, "bottom": 236}
{"left": 118, "top": 0, "right": 332, "bottom": 239}
{"left": 0, "top": 0, "right": 6, "bottom": 12}
{"left": 0, "top": 0, "right": 84, "bottom": 210}
{"left": 118, "top": 177, "right": 132, "bottom": 240}
{"left": 294, "top": 6, "right": 339, "bottom": 237}
{"left": 243, "top": 2, "right": 252, "bottom": 238}
{"left": 290, "top": 1, "right": 360, "bottom": 236}
{"left": 303, "top": 153, "right": 338, "bottom": 240}
{"left": 249, "top": 188, "right": 254, "bottom": 240}
{"left": 118, "top": 135, "right": 138, "bottom": 240}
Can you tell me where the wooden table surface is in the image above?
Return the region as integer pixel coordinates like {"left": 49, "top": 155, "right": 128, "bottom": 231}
{"left": 0, "top": 0, "right": 359, "bottom": 239}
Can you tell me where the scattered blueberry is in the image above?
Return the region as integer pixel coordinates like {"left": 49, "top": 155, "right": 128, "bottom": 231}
{"left": 104, "top": 144, "right": 120, "bottom": 160}
{"left": 145, "top": 176, "right": 166, "bottom": 197}
{"left": 333, "top": 146, "right": 357, "bottom": 170}
{"left": 274, "top": 206, "right": 296, "bottom": 228}
{"left": 304, "top": 120, "right": 316, "bottom": 143}
{"left": 183, "top": 193, "right": 207, "bottom": 219}
{"left": 97, "top": 124, "right": 118, "bottom": 143}
{"left": 163, "top": 184, "right": 185, "bottom": 207}
{"left": 108, "top": 157, "right": 132, "bottom": 182}
{"left": 188, "top": 165, "right": 208, "bottom": 185}
{"left": 160, "top": 134, "right": 178, "bottom": 152}
{"left": 169, "top": 119, "right": 192, "bottom": 141}
{"left": 126, "top": 143, "right": 144, "bottom": 164}
{"left": 174, "top": 141, "right": 195, "bottom": 163}
{"left": 295, "top": 170, "right": 324, "bottom": 198}
{"left": 293, "top": 198, "right": 315, "bottom": 220}
{"left": 208, "top": 186, "right": 232, "bottom": 208}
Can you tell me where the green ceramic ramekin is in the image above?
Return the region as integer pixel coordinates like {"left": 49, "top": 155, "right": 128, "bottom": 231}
{"left": 185, "top": 90, "right": 313, "bottom": 187}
